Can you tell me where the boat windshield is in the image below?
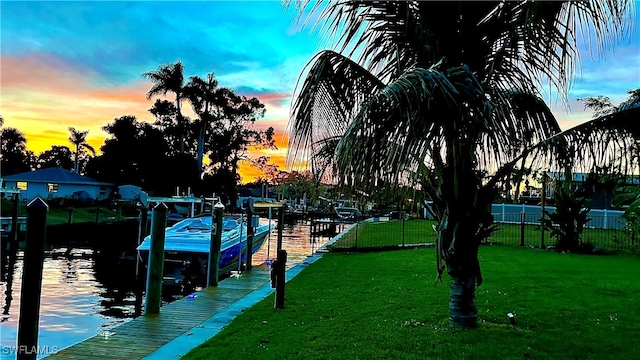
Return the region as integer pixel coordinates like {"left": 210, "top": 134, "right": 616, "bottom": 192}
{"left": 222, "top": 219, "right": 240, "bottom": 231}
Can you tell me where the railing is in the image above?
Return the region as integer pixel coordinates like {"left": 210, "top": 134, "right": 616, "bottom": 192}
{"left": 488, "top": 213, "right": 637, "bottom": 252}
{"left": 326, "top": 212, "right": 638, "bottom": 253}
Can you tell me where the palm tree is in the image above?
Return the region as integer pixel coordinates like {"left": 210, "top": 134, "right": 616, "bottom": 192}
{"left": 184, "top": 73, "right": 221, "bottom": 173}
{"left": 142, "top": 60, "right": 187, "bottom": 153}
{"left": 286, "top": 1, "right": 636, "bottom": 328}
{"left": 68, "top": 127, "right": 96, "bottom": 174}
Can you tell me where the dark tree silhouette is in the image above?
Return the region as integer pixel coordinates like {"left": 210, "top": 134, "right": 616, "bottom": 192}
{"left": 1, "top": 127, "right": 36, "bottom": 176}
{"left": 38, "top": 145, "right": 74, "bottom": 170}
{"left": 68, "top": 127, "right": 96, "bottom": 174}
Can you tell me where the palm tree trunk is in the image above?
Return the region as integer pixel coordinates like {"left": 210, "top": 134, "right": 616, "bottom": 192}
{"left": 449, "top": 271, "right": 478, "bottom": 328}
{"left": 196, "top": 123, "right": 205, "bottom": 172}
{"left": 176, "top": 97, "right": 185, "bottom": 154}
{"left": 74, "top": 144, "right": 79, "bottom": 173}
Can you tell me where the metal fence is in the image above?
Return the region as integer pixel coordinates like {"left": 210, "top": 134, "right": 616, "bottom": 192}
{"left": 325, "top": 214, "right": 638, "bottom": 253}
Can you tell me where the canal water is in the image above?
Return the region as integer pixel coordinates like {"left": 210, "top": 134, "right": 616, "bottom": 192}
{"left": 0, "top": 219, "right": 333, "bottom": 359}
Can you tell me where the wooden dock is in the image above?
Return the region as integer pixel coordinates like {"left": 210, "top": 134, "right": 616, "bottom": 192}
{"left": 48, "top": 266, "right": 272, "bottom": 359}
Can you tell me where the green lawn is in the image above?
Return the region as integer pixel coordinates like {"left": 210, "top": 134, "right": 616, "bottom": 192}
{"left": 183, "top": 246, "right": 640, "bottom": 359}
{"left": 3, "top": 202, "right": 118, "bottom": 226}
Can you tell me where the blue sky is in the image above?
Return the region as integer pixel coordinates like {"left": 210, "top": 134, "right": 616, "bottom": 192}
{"left": 1, "top": 1, "right": 639, "bottom": 180}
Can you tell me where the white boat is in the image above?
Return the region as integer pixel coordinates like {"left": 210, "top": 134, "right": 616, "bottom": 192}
{"left": 334, "top": 206, "right": 362, "bottom": 220}
{"left": 137, "top": 214, "right": 274, "bottom": 288}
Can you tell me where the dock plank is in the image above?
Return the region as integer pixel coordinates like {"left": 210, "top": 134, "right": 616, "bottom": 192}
{"left": 47, "top": 266, "right": 271, "bottom": 360}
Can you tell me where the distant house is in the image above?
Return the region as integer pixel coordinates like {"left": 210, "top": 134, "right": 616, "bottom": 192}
{"left": 1, "top": 168, "right": 115, "bottom": 202}
{"left": 544, "top": 171, "right": 639, "bottom": 209}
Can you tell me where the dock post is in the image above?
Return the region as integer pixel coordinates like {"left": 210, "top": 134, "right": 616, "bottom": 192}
{"left": 274, "top": 249, "right": 287, "bottom": 309}
{"left": 135, "top": 205, "right": 149, "bottom": 315}
{"left": 246, "top": 199, "right": 254, "bottom": 270}
{"left": 67, "top": 207, "right": 74, "bottom": 225}
{"left": 10, "top": 193, "right": 19, "bottom": 251}
{"left": 277, "top": 204, "right": 285, "bottom": 252}
{"left": 207, "top": 202, "right": 224, "bottom": 286}
{"left": 17, "top": 197, "right": 48, "bottom": 360}
{"left": 145, "top": 203, "right": 167, "bottom": 315}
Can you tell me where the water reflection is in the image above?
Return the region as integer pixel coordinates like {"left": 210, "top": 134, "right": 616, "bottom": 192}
{"left": 0, "top": 220, "right": 332, "bottom": 359}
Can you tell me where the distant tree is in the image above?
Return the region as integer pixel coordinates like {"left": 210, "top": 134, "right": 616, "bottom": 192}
{"left": 0, "top": 114, "right": 4, "bottom": 127}
{"left": 250, "top": 155, "right": 280, "bottom": 184}
{"left": 1, "top": 127, "right": 36, "bottom": 176}
{"left": 87, "top": 115, "right": 199, "bottom": 195}
{"left": 38, "top": 145, "right": 74, "bottom": 170}
{"left": 148, "top": 99, "right": 182, "bottom": 154}
{"left": 68, "top": 127, "right": 96, "bottom": 174}
{"left": 579, "top": 88, "right": 640, "bottom": 118}
{"left": 143, "top": 60, "right": 187, "bottom": 154}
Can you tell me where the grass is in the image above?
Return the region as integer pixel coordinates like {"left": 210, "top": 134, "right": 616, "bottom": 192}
{"left": 45, "top": 206, "right": 118, "bottom": 225}
{"left": 183, "top": 245, "right": 640, "bottom": 359}
{"left": 3, "top": 202, "right": 118, "bottom": 226}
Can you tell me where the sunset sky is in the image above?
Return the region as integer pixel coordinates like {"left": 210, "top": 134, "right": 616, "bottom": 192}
{"left": 1, "top": 1, "right": 639, "bottom": 183}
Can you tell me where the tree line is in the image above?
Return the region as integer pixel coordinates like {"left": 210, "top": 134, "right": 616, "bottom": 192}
{"left": 1, "top": 60, "right": 278, "bottom": 206}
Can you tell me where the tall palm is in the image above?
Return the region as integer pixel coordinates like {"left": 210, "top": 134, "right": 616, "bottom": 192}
{"left": 68, "top": 127, "right": 96, "bottom": 174}
{"left": 184, "top": 73, "right": 221, "bottom": 173}
{"left": 286, "top": 1, "right": 636, "bottom": 328}
{"left": 143, "top": 60, "right": 187, "bottom": 153}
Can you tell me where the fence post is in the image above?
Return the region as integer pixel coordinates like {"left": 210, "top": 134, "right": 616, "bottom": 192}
{"left": 540, "top": 175, "right": 547, "bottom": 249}
{"left": 501, "top": 203, "right": 506, "bottom": 222}
{"left": 354, "top": 221, "right": 359, "bottom": 249}
{"left": 17, "top": 197, "right": 48, "bottom": 360}
{"left": 520, "top": 212, "right": 525, "bottom": 246}
{"left": 145, "top": 203, "right": 167, "bottom": 315}
{"left": 402, "top": 212, "right": 406, "bottom": 247}
{"left": 246, "top": 199, "right": 254, "bottom": 270}
{"left": 207, "top": 202, "right": 224, "bottom": 287}
{"left": 603, "top": 209, "right": 608, "bottom": 229}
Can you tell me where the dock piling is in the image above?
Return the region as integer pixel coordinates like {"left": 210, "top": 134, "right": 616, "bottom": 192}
{"left": 246, "top": 199, "right": 254, "bottom": 270}
{"left": 207, "top": 202, "right": 224, "bottom": 286}
{"left": 274, "top": 249, "right": 287, "bottom": 309}
{"left": 17, "top": 197, "right": 48, "bottom": 360}
{"left": 274, "top": 206, "right": 286, "bottom": 308}
{"left": 145, "top": 203, "right": 167, "bottom": 315}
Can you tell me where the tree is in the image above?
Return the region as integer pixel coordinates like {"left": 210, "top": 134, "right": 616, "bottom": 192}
{"left": 68, "top": 127, "right": 96, "bottom": 174}
{"left": 286, "top": 1, "right": 636, "bottom": 328}
{"left": 1, "top": 127, "right": 36, "bottom": 176}
{"left": 184, "top": 73, "right": 221, "bottom": 173}
{"left": 142, "top": 60, "right": 187, "bottom": 154}
{"left": 579, "top": 88, "right": 640, "bottom": 117}
{"left": 38, "top": 145, "right": 74, "bottom": 170}
{"left": 542, "top": 181, "right": 592, "bottom": 252}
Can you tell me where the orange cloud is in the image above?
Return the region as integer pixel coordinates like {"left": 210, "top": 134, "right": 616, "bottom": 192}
{"left": 1, "top": 52, "right": 304, "bottom": 182}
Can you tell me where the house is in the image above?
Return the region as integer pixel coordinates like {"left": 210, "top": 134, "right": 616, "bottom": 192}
{"left": 544, "top": 171, "right": 640, "bottom": 209}
{"left": 1, "top": 168, "right": 115, "bottom": 202}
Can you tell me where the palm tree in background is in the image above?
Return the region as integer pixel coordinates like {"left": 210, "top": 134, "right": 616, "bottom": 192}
{"left": 68, "top": 127, "right": 96, "bottom": 174}
{"left": 184, "top": 72, "right": 222, "bottom": 173}
{"left": 286, "top": 1, "right": 637, "bottom": 328}
{"left": 143, "top": 60, "right": 187, "bottom": 153}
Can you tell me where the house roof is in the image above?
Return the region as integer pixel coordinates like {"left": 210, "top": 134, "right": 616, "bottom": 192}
{"left": 2, "top": 168, "right": 114, "bottom": 186}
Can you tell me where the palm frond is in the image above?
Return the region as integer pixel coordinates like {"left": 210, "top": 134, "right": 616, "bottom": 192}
{"left": 287, "top": 50, "right": 385, "bottom": 173}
